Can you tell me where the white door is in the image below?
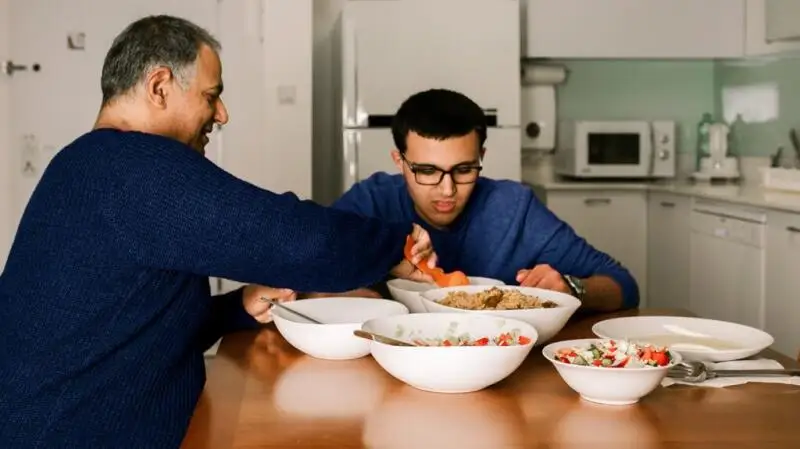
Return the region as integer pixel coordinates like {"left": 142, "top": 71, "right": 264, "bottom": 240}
{"left": 4, "top": 1, "right": 223, "bottom": 278}
{"left": 6, "top": 0, "right": 219, "bottom": 221}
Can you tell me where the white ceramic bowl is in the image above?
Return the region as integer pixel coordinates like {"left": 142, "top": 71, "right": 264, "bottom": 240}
{"left": 591, "top": 316, "right": 775, "bottom": 362}
{"left": 419, "top": 285, "right": 581, "bottom": 345}
{"left": 542, "top": 338, "right": 682, "bottom": 406}
{"left": 272, "top": 297, "right": 409, "bottom": 360}
{"left": 361, "top": 313, "right": 538, "bottom": 393}
{"left": 386, "top": 277, "right": 504, "bottom": 313}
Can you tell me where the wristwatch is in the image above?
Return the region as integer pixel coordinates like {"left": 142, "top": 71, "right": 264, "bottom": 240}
{"left": 562, "top": 274, "right": 586, "bottom": 301}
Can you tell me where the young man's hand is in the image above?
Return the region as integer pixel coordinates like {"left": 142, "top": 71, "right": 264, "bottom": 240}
{"left": 516, "top": 264, "right": 570, "bottom": 293}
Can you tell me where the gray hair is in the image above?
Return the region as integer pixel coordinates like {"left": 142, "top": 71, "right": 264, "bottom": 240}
{"left": 100, "top": 15, "right": 221, "bottom": 104}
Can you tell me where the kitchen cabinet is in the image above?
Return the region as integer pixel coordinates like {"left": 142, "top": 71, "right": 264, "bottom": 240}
{"left": 544, "top": 190, "right": 648, "bottom": 306}
{"left": 688, "top": 200, "right": 767, "bottom": 330}
{"left": 745, "top": 0, "right": 800, "bottom": 56}
{"left": 523, "top": 0, "right": 745, "bottom": 59}
{"left": 764, "top": 210, "right": 800, "bottom": 358}
{"left": 764, "top": 0, "right": 800, "bottom": 43}
{"left": 646, "top": 193, "right": 691, "bottom": 311}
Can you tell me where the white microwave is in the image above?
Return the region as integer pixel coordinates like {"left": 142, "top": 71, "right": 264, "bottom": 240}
{"left": 554, "top": 120, "right": 676, "bottom": 179}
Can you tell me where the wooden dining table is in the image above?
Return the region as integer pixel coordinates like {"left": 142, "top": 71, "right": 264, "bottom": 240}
{"left": 181, "top": 308, "right": 800, "bottom": 448}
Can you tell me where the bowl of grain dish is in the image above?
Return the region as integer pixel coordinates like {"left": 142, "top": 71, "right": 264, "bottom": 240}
{"left": 419, "top": 286, "right": 581, "bottom": 345}
{"left": 386, "top": 276, "right": 504, "bottom": 313}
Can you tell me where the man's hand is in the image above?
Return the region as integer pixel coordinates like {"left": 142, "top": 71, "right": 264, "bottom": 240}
{"left": 516, "top": 264, "right": 570, "bottom": 293}
{"left": 391, "top": 223, "right": 437, "bottom": 283}
{"left": 242, "top": 284, "right": 297, "bottom": 323}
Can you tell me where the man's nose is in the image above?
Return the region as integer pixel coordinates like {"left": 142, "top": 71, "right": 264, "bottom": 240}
{"left": 438, "top": 173, "right": 456, "bottom": 197}
{"left": 215, "top": 99, "right": 229, "bottom": 125}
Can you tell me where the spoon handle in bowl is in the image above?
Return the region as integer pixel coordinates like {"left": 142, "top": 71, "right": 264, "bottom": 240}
{"left": 353, "top": 330, "right": 415, "bottom": 347}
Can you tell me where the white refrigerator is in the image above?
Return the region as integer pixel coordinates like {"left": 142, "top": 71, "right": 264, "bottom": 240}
{"left": 327, "top": 0, "right": 522, "bottom": 199}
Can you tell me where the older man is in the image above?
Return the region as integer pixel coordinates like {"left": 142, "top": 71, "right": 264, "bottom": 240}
{"left": 0, "top": 15, "right": 434, "bottom": 448}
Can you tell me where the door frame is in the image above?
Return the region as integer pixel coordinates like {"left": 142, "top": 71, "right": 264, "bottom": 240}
{"left": 0, "top": 0, "right": 12, "bottom": 269}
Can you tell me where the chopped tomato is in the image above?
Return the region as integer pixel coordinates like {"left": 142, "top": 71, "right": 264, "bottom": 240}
{"left": 592, "top": 360, "right": 602, "bottom": 366}
{"left": 497, "top": 333, "right": 513, "bottom": 346}
{"left": 651, "top": 351, "right": 669, "bottom": 366}
{"left": 518, "top": 336, "right": 532, "bottom": 345}
{"left": 442, "top": 340, "right": 452, "bottom": 346}
{"left": 475, "top": 337, "right": 490, "bottom": 346}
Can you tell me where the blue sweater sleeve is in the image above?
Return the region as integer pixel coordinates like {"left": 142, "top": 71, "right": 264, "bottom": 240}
{"left": 331, "top": 181, "right": 375, "bottom": 216}
{"left": 522, "top": 192, "right": 640, "bottom": 309}
{"left": 198, "top": 287, "right": 259, "bottom": 351}
{"left": 101, "top": 135, "right": 413, "bottom": 294}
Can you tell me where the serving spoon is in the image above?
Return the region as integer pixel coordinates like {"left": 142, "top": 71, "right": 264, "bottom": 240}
{"left": 353, "top": 330, "right": 417, "bottom": 347}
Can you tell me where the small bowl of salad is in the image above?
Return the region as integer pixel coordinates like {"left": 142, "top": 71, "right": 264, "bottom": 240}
{"left": 542, "top": 338, "right": 681, "bottom": 406}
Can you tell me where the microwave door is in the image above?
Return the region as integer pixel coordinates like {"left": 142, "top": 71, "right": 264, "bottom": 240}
{"left": 582, "top": 131, "right": 650, "bottom": 177}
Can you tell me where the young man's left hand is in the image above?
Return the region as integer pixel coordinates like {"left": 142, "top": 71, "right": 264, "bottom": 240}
{"left": 516, "top": 264, "right": 570, "bottom": 293}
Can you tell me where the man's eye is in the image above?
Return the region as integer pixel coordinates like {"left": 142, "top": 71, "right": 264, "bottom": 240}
{"left": 415, "top": 167, "right": 438, "bottom": 175}
{"left": 455, "top": 166, "right": 475, "bottom": 174}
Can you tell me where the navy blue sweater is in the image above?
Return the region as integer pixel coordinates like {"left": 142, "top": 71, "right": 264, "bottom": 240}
{"left": 333, "top": 172, "right": 639, "bottom": 309}
{"left": 0, "top": 129, "right": 412, "bottom": 448}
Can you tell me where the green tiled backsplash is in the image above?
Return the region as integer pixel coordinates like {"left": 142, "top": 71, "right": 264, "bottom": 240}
{"left": 553, "top": 59, "right": 716, "bottom": 154}
{"left": 714, "top": 56, "right": 800, "bottom": 158}
{"left": 544, "top": 58, "right": 800, "bottom": 157}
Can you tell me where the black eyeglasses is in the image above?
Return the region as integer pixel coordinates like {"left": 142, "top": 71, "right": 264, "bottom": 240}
{"left": 401, "top": 154, "right": 483, "bottom": 186}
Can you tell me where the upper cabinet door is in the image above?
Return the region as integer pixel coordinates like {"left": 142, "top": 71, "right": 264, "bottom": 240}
{"left": 524, "top": 0, "right": 745, "bottom": 58}
{"left": 764, "top": 0, "right": 800, "bottom": 42}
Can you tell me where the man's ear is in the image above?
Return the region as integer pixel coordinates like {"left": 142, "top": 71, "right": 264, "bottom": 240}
{"left": 144, "top": 67, "right": 174, "bottom": 109}
{"left": 479, "top": 147, "right": 486, "bottom": 161}
{"left": 391, "top": 149, "right": 403, "bottom": 171}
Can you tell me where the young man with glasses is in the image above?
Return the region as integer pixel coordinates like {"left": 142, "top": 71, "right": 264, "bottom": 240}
{"left": 322, "top": 88, "right": 639, "bottom": 312}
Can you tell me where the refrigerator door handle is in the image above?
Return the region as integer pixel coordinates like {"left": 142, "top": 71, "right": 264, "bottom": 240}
{"left": 343, "top": 131, "right": 359, "bottom": 191}
{"left": 342, "top": 15, "right": 359, "bottom": 127}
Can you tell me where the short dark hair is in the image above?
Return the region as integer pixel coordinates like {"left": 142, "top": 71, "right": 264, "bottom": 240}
{"left": 391, "top": 88, "right": 487, "bottom": 154}
{"left": 100, "top": 15, "right": 221, "bottom": 104}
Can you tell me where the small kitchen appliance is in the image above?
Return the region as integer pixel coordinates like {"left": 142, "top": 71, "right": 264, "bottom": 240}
{"left": 692, "top": 122, "right": 740, "bottom": 181}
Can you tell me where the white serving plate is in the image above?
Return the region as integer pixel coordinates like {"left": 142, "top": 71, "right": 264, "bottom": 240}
{"left": 592, "top": 316, "right": 774, "bottom": 362}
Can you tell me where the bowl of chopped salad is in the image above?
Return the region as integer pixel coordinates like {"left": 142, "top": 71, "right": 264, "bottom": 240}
{"left": 542, "top": 338, "right": 681, "bottom": 406}
{"left": 361, "top": 313, "right": 538, "bottom": 394}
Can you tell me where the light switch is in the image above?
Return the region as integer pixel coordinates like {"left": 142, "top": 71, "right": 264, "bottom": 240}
{"left": 277, "top": 85, "right": 296, "bottom": 105}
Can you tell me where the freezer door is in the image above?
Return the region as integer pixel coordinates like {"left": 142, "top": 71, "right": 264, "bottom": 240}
{"left": 342, "top": 0, "right": 520, "bottom": 126}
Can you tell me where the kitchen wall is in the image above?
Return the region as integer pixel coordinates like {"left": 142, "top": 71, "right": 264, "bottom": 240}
{"left": 529, "top": 59, "right": 717, "bottom": 154}
{"left": 714, "top": 55, "right": 800, "bottom": 159}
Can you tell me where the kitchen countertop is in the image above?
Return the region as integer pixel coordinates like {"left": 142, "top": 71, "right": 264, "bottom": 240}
{"left": 182, "top": 308, "right": 800, "bottom": 449}
{"left": 527, "top": 179, "right": 800, "bottom": 214}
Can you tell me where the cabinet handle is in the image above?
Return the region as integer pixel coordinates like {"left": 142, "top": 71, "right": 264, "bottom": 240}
{"left": 660, "top": 201, "right": 675, "bottom": 208}
{"left": 584, "top": 198, "right": 611, "bottom": 206}
{"left": 787, "top": 226, "right": 800, "bottom": 233}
